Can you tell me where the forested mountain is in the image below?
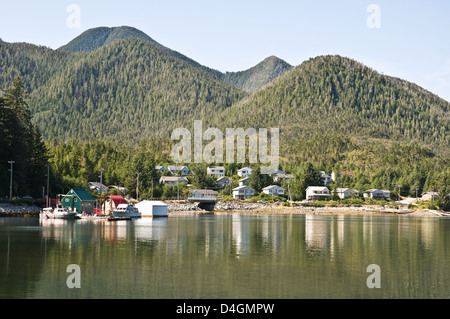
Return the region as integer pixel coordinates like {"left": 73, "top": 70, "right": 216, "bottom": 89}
{"left": 59, "top": 26, "right": 223, "bottom": 78}
{"left": 222, "top": 56, "right": 293, "bottom": 92}
{"left": 215, "top": 55, "right": 450, "bottom": 154}
{"left": 0, "top": 38, "right": 246, "bottom": 142}
{"left": 58, "top": 26, "right": 291, "bottom": 91}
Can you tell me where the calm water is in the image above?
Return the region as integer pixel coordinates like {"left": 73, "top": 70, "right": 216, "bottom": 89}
{"left": 1, "top": 212, "right": 450, "bottom": 299}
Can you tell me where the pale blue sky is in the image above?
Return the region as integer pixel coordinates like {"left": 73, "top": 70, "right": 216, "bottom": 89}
{"left": 1, "top": 0, "right": 450, "bottom": 102}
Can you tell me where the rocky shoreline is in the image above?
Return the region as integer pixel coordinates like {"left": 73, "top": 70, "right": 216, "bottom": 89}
{"left": 0, "top": 203, "right": 41, "bottom": 217}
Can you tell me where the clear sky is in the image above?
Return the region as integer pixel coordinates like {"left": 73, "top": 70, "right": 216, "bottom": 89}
{"left": 1, "top": 0, "right": 450, "bottom": 102}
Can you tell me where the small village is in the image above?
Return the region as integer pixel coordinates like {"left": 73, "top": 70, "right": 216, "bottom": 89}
{"left": 7, "top": 163, "right": 442, "bottom": 220}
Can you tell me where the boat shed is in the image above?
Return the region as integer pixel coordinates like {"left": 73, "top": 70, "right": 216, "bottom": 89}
{"left": 62, "top": 188, "right": 95, "bottom": 214}
{"left": 104, "top": 195, "right": 128, "bottom": 215}
{"left": 135, "top": 200, "right": 168, "bottom": 217}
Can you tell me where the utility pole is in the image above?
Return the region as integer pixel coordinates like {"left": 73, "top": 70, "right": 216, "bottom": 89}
{"left": 136, "top": 172, "right": 140, "bottom": 201}
{"left": 416, "top": 186, "right": 419, "bottom": 202}
{"left": 8, "top": 161, "right": 15, "bottom": 200}
{"left": 46, "top": 164, "right": 50, "bottom": 207}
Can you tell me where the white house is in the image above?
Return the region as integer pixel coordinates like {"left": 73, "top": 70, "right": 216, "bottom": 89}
{"left": 159, "top": 176, "right": 188, "bottom": 186}
{"left": 262, "top": 185, "right": 285, "bottom": 196}
{"left": 135, "top": 200, "right": 168, "bottom": 217}
{"left": 363, "top": 189, "right": 387, "bottom": 200}
{"left": 217, "top": 176, "right": 232, "bottom": 188}
{"left": 382, "top": 190, "right": 391, "bottom": 199}
{"left": 188, "top": 189, "right": 218, "bottom": 201}
{"left": 237, "top": 167, "right": 253, "bottom": 177}
{"left": 306, "top": 186, "right": 330, "bottom": 201}
{"left": 167, "top": 165, "right": 190, "bottom": 175}
{"left": 273, "top": 173, "right": 295, "bottom": 183}
{"left": 207, "top": 166, "right": 225, "bottom": 177}
{"left": 232, "top": 185, "right": 255, "bottom": 200}
{"left": 333, "top": 188, "right": 358, "bottom": 199}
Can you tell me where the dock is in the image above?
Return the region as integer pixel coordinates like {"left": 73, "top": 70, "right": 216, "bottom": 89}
{"left": 107, "top": 216, "right": 132, "bottom": 221}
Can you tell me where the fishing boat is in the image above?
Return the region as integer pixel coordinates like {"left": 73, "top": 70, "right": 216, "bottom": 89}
{"left": 112, "top": 203, "right": 141, "bottom": 218}
{"left": 40, "top": 206, "right": 78, "bottom": 219}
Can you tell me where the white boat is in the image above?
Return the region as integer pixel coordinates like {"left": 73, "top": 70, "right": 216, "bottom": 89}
{"left": 112, "top": 203, "right": 141, "bottom": 218}
{"left": 40, "top": 206, "right": 78, "bottom": 219}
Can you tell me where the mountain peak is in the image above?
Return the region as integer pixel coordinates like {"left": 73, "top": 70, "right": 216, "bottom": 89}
{"left": 59, "top": 26, "right": 157, "bottom": 52}
{"left": 223, "top": 56, "right": 293, "bottom": 93}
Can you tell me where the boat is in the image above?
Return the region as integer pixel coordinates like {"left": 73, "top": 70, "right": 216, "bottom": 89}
{"left": 112, "top": 203, "right": 141, "bottom": 218}
{"left": 40, "top": 206, "right": 78, "bottom": 219}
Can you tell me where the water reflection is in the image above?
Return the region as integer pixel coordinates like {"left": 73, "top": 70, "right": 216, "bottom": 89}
{"left": 1, "top": 214, "right": 449, "bottom": 298}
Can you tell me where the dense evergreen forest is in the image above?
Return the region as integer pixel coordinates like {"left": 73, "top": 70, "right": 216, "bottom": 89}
{"left": 0, "top": 30, "right": 449, "bottom": 209}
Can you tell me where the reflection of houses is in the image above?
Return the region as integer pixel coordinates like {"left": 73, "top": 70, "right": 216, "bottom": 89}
{"left": 232, "top": 185, "right": 255, "bottom": 200}
{"left": 207, "top": 166, "right": 225, "bottom": 177}
{"left": 363, "top": 189, "right": 388, "bottom": 200}
{"left": 217, "top": 176, "right": 232, "bottom": 188}
{"left": 159, "top": 176, "right": 188, "bottom": 186}
{"left": 262, "top": 185, "right": 285, "bottom": 196}
{"left": 168, "top": 165, "right": 190, "bottom": 175}
{"left": 188, "top": 189, "right": 218, "bottom": 202}
{"left": 306, "top": 186, "right": 330, "bottom": 201}
{"left": 88, "top": 182, "right": 109, "bottom": 194}
{"left": 62, "top": 188, "right": 95, "bottom": 214}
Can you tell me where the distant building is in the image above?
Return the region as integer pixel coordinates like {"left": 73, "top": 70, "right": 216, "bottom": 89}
{"left": 217, "top": 176, "right": 232, "bottom": 188}
{"left": 333, "top": 188, "right": 358, "bottom": 199}
{"left": 422, "top": 192, "right": 439, "bottom": 201}
{"left": 363, "top": 189, "right": 387, "bottom": 201}
{"left": 155, "top": 166, "right": 165, "bottom": 173}
{"left": 238, "top": 177, "right": 250, "bottom": 186}
{"left": 320, "top": 171, "right": 332, "bottom": 185}
{"left": 273, "top": 174, "right": 295, "bottom": 183}
{"left": 237, "top": 167, "right": 252, "bottom": 177}
{"left": 159, "top": 176, "right": 189, "bottom": 186}
{"left": 188, "top": 189, "right": 218, "bottom": 202}
{"left": 232, "top": 185, "right": 255, "bottom": 200}
{"left": 88, "top": 182, "right": 109, "bottom": 194}
{"left": 168, "top": 165, "right": 190, "bottom": 175}
{"left": 62, "top": 188, "right": 95, "bottom": 214}
{"left": 207, "top": 166, "right": 225, "bottom": 177}
{"left": 306, "top": 186, "right": 330, "bottom": 201}
{"left": 331, "top": 171, "right": 354, "bottom": 181}
{"left": 104, "top": 195, "right": 128, "bottom": 215}
{"left": 262, "top": 185, "right": 285, "bottom": 196}
{"left": 108, "top": 185, "right": 128, "bottom": 195}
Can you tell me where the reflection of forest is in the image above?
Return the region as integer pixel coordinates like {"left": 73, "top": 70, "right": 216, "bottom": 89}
{"left": 0, "top": 214, "right": 448, "bottom": 298}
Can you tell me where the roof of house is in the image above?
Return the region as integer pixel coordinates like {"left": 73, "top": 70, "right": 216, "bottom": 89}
{"left": 88, "top": 182, "right": 109, "bottom": 189}
{"left": 306, "top": 186, "right": 329, "bottom": 191}
{"left": 233, "top": 185, "right": 255, "bottom": 191}
{"left": 68, "top": 188, "right": 94, "bottom": 201}
{"left": 168, "top": 165, "right": 188, "bottom": 170}
{"left": 238, "top": 167, "right": 252, "bottom": 171}
{"left": 275, "top": 173, "right": 295, "bottom": 178}
{"left": 208, "top": 166, "right": 225, "bottom": 170}
{"left": 335, "top": 188, "right": 351, "bottom": 192}
{"left": 263, "top": 185, "right": 284, "bottom": 190}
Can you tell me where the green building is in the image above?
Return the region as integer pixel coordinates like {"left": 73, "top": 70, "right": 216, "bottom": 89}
{"left": 62, "top": 188, "right": 95, "bottom": 214}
